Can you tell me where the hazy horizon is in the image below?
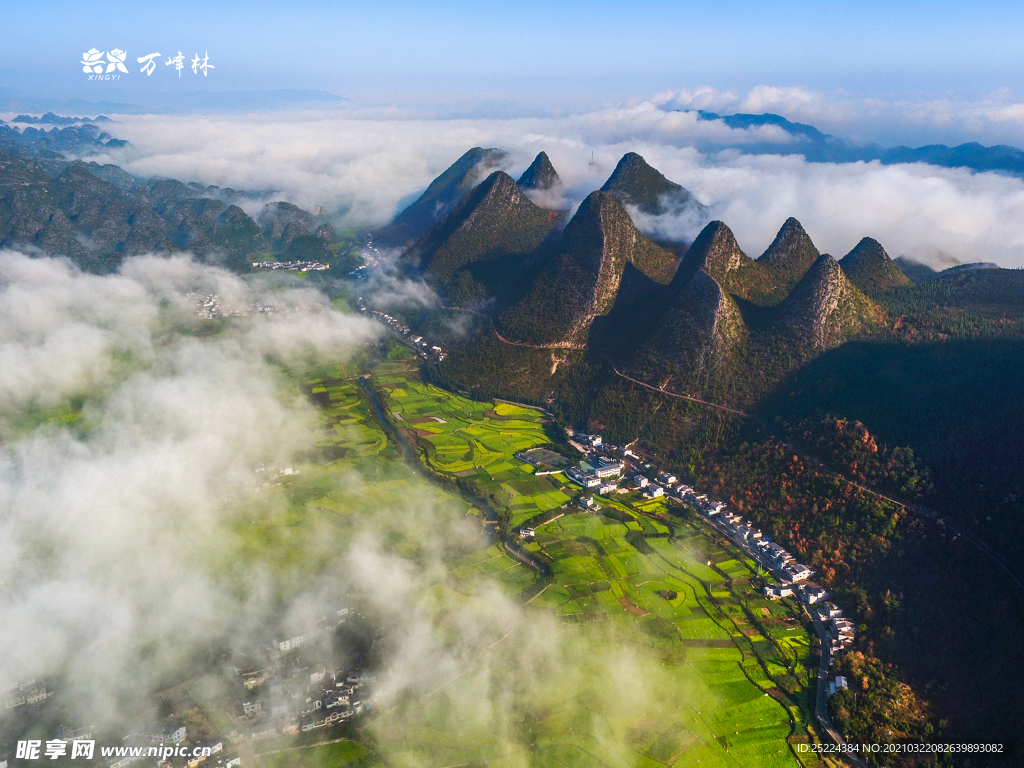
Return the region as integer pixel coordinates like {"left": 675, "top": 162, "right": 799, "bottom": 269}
{"left": 6, "top": 0, "right": 1024, "bottom": 148}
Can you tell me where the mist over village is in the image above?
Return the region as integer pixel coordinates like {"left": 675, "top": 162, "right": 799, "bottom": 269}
{"left": 3, "top": 2, "right": 1024, "bottom": 768}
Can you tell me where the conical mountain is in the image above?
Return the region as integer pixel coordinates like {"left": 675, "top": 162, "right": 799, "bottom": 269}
{"left": 601, "top": 152, "right": 705, "bottom": 216}
{"left": 376, "top": 147, "right": 508, "bottom": 246}
{"left": 755, "top": 217, "right": 821, "bottom": 302}
{"left": 498, "top": 190, "right": 678, "bottom": 346}
{"left": 403, "top": 170, "right": 558, "bottom": 303}
{"left": 776, "top": 253, "right": 877, "bottom": 348}
{"left": 676, "top": 220, "right": 770, "bottom": 302}
{"left": 517, "top": 151, "right": 560, "bottom": 192}
{"left": 839, "top": 237, "right": 912, "bottom": 294}
{"left": 626, "top": 269, "right": 745, "bottom": 390}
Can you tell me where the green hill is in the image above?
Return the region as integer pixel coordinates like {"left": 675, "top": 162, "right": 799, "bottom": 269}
{"left": 497, "top": 190, "right": 677, "bottom": 346}
{"left": 755, "top": 217, "right": 821, "bottom": 303}
{"left": 600, "top": 152, "right": 705, "bottom": 217}
{"left": 775, "top": 253, "right": 878, "bottom": 348}
{"left": 839, "top": 237, "right": 913, "bottom": 294}
{"left": 402, "top": 170, "right": 558, "bottom": 305}
{"left": 376, "top": 147, "right": 508, "bottom": 247}
{"left": 625, "top": 269, "right": 746, "bottom": 392}
{"left": 517, "top": 151, "right": 560, "bottom": 192}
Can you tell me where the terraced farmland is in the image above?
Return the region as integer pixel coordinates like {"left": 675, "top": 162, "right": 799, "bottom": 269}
{"left": 362, "top": 354, "right": 822, "bottom": 766}
{"left": 377, "top": 370, "right": 576, "bottom": 528}
{"left": 245, "top": 349, "right": 822, "bottom": 768}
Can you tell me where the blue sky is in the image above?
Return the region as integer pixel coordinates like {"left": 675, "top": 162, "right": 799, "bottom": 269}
{"left": 4, "top": 0, "right": 1024, "bottom": 95}
{"left": 5, "top": 0, "right": 1024, "bottom": 144}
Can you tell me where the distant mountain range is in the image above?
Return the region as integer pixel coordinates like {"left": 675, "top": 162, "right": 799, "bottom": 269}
{"left": 7, "top": 112, "right": 112, "bottom": 125}
{"left": 1, "top": 116, "right": 128, "bottom": 155}
{"left": 692, "top": 109, "right": 1024, "bottom": 175}
{"left": 0, "top": 149, "right": 328, "bottom": 273}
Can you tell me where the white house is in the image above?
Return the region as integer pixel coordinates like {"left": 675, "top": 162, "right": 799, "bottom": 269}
{"left": 782, "top": 562, "right": 812, "bottom": 582}
{"left": 827, "top": 676, "right": 849, "bottom": 696}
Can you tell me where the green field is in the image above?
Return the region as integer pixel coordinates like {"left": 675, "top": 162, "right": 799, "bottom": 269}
{"left": 378, "top": 374, "right": 576, "bottom": 529}
{"left": 229, "top": 348, "right": 822, "bottom": 768}
{"left": 342, "top": 355, "right": 822, "bottom": 767}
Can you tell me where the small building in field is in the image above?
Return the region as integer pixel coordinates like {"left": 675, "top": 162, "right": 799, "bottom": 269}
{"left": 645, "top": 484, "right": 664, "bottom": 498}
{"left": 765, "top": 584, "right": 793, "bottom": 600}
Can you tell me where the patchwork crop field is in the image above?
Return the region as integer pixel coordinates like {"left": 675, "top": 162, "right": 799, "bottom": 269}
{"left": 367, "top": 352, "right": 822, "bottom": 767}
{"left": 245, "top": 347, "right": 823, "bottom": 768}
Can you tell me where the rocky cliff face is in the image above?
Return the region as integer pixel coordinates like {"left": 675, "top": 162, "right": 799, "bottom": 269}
{"left": 777, "top": 253, "right": 875, "bottom": 347}
{"left": 497, "top": 191, "right": 677, "bottom": 346}
{"left": 840, "top": 237, "right": 913, "bottom": 294}
{"left": 517, "top": 151, "right": 560, "bottom": 192}
{"left": 677, "top": 220, "right": 762, "bottom": 293}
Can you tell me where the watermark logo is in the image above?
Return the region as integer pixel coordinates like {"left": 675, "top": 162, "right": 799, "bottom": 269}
{"left": 17, "top": 741, "right": 214, "bottom": 761}
{"left": 166, "top": 51, "right": 185, "bottom": 77}
{"left": 80, "top": 48, "right": 215, "bottom": 80}
{"left": 192, "top": 52, "right": 215, "bottom": 76}
{"left": 80, "top": 48, "right": 129, "bottom": 80}
{"left": 16, "top": 740, "right": 95, "bottom": 760}
{"left": 138, "top": 52, "right": 160, "bottom": 76}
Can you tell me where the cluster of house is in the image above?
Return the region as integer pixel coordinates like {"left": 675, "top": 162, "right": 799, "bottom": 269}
{"left": 236, "top": 665, "right": 380, "bottom": 736}
{"left": 3, "top": 679, "right": 49, "bottom": 710}
{"left": 250, "top": 260, "right": 330, "bottom": 272}
{"left": 556, "top": 427, "right": 858, "bottom": 673}
{"left": 566, "top": 456, "right": 625, "bottom": 495}
{"left": 231, "top": 603, "right": 385, "bottom": 738}
{"left": 685, "top": 489, "right": 857, "bottom": 666}
{"left": 814, "top": 601, "right": 857, "bottom": 656}
{"left": 358, "top": 304, "right": 446, "bottom": 361}
{"left": 185, "top": 293, "right": 282, "bottom": 320}
{"left": 626, "top": 468, "right": 691, "bottom": 501}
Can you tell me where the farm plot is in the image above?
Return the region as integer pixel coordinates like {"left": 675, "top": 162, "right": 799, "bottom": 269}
{"left": 281, "top": 351, "right": 822, "bottom": 768}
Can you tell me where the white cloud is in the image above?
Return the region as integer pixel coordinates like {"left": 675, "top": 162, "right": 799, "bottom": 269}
{"left": 66, "top": 98, "right": 1024, "bottom": 267}
{"left": 627, "top": 150, "right": 1024, "bottom": 266}
{"left": 0, "top": 252, "right": 381, "bottom": 724}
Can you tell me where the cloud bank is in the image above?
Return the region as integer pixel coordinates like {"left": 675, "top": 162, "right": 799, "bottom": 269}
{"left": 66, "top": 93, "right": 1024, "bottom": 268}
{"left": 0, "top": 252, "right": 380, "bottom": 725}
{"left": 0, "top": 252, "right": 706, "bottom": 755}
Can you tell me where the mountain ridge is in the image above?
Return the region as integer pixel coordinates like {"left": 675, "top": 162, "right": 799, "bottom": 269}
{"left": 497, "top": 190, "right": 677, "bottom": 347}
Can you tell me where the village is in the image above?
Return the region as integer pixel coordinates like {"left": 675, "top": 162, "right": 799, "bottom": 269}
{"left": 231, "top": 603, "right": 383, "bottom": 739}
{"left": 185, "top": 293, "right": 287, "bottom": 320}
{"left": 516, "top": 429, "right": 854, "bottom": 700}
{"left": 356, "top": 299, "right": 447, "bottom": 362}
{"left": 1, "top": 601, "right": 381, "bottom": 768}
{"left": 250, "top": 260, "right": 331, "bottom": 272}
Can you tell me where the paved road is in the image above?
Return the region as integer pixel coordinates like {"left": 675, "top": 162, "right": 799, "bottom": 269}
{"left": 439, "top": 304, "right": 586, "bottom": 350}
{"left": 804, "top": 608, "right": 871, "bottom": 768}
